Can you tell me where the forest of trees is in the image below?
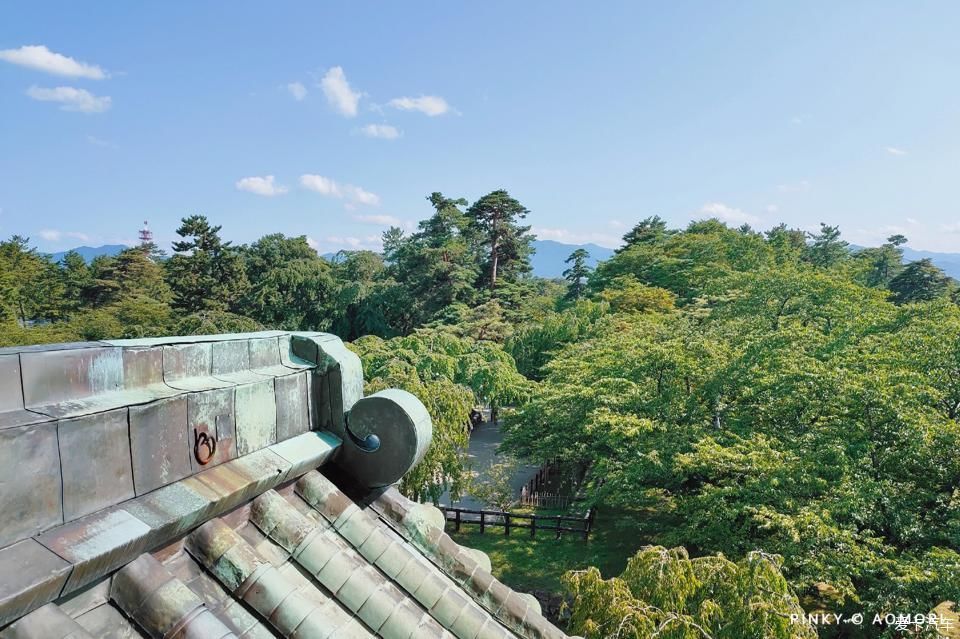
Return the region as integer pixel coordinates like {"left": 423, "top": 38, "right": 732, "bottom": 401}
{"left": 3, "top": 195, "right": 960, "bottom": 637}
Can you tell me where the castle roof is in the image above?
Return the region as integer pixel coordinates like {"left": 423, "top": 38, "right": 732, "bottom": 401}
{"left": 0, "top": 332, "right": 567, "bottom": 639}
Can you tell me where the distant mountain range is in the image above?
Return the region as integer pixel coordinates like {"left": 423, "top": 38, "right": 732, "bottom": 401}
{"left": 899, "top": 247, "right": 960, "bottom": 279}
{"left": 529, "top": 241, "right": 960, "bottom": 280}
{"left": 43, "top": 240, "right": 960, "bottom": 281}
{"left": 529, "top": 240, "right": 615, "bottom": 278}
{"left": 48, "top": 244, "right": 127, "bottom": 264}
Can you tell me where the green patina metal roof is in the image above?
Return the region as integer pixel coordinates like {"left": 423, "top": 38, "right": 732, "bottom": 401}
{"left": 0, "top": 332, "right": 570, "bottom": 639}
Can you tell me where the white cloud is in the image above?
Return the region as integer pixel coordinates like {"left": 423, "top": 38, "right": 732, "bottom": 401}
{"left": 388, "top": 95, "right": 450, "bottom": 116}
{"left": 534, "top": 227, "right": 575, "bottom": 242}
{"left": 835, "top": 220, "right": 921, "bottom": 248}
{"left": 299, "top": 174, "right": 380, "bottom": 206}
{"left": 320, "top": 66, "right": 360, "bottom": 117}
{"left": 0, "top": 45, "right": 107, "bottom": 79}
{"left": 38, "top": 229, "right": 90, "bottom": 243}
{"left": 353, "top": 214, "right": 401, "bottom": 226}
{"left": 235, "top": 175, "right": 288, "bottom": 196}
{"left": 531, "top": 226, "right": 621, "bottom": 248}
{"left": 765, "top": 204, "right": 779, "bottom": 213}
{"left": 344, "top": 185, "right": 379, "bottom": 206}
{"left": 323, "top": 235, "right": 383, "bottom": 250}
{"left": 359, "top": 124, "right": 401, "bottom": 139}
{"left": 306, "top": 236, "right": 319, "bottom": 251}
{"left": 885, "top": 146, "right": 907, "bottom": 156}
{"left": 299, "top": 174, "right": 341, "bottom": 197}
{"left": 698, "top": 202, "right": 761, "bottom": 225}
{"left": 287, "top": 82, "right": 307, "bottom": 101}
{"left": 608, "top": 220, "right": 626, "bottom": 229}
{"left": 26, "top": 86, "right": 111, "bottom": 113}
{"left": 941, "top": 223, "right": 960, "bottom": 234}
{"left": 326, "top": 236, "right": 363, "bottom": 247}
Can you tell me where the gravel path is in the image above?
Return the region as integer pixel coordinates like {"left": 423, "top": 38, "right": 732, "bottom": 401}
{"left": 438, "top": 419, "right": 539, "bottom": 510}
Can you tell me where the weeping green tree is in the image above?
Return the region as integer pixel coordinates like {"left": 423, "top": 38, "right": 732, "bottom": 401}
{"left": 350, "top": 327, "right": 530, "bottom": 502}
{"left": 564, "top": 546, "right": 816, "bottom": 639}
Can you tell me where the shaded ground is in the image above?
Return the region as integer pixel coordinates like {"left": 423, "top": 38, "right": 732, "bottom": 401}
{"left": 449, "top": 508, "right": 648, "bottom": 594}
{"left": 439, "top": 419, "right": 539, "bottom": 510}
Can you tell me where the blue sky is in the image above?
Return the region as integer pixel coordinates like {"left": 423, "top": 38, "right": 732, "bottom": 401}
{"left": 2, "top": 2, "right": 960, "bottom": 254}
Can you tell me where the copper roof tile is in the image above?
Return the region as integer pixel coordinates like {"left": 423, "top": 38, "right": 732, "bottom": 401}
{"left": 110, "top": 554, "right": 236, "bottom": 639}
{"left": 0, "top": 332, "right": 567, "bottom": 639}
{"left": 186, "top": 519, "right": 368, "bottom": 638}
{"left": 0, "top": 603, "right": 94, "bottom": 639}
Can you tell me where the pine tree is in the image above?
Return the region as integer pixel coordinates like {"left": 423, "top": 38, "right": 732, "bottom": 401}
{"left": 805, "top": 223, "right": 850, "bottom": 268}
{"left": 58, "top": 250, "right": 92, "bottom": 314}
{"left": 239, "top": 234, "right": 334, "bottom": 331}
{"left": 618, "top": 215, "right": 670, "bottom": 253}
{"left": 562, "top": 248, "right": 591, "bottom": 301}
{"left": 888, "top": 258, "right": 951, "bottom": 304}
{"left": 166, "top": 215, "right": 249, "bottom": 312}
{"left": 382, "top": 193, "right": 479, "bottom": 328}
{"left": 465, "top": 190, "right": 535, "bottom": 294}
{"left": 860, "top": 234, "right": 908, "bottom": 288}
{"left": 0, "top": 236, "right": 63, "bottom": 323}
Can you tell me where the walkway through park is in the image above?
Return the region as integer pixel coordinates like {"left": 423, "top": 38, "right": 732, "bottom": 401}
{"left": 439, "top": 419, "right": 540, "bottom": 510}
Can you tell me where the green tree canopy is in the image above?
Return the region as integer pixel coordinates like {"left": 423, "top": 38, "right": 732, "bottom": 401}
{"left": 58, "top": 250, "right": 92, "bottom": 314}
{"left": 381, "top": 193, "right": 479, "bottom": 327}
{"left": 562, "top": 248, "right": 591, "bottom": 302}
{"left": 888, "top": 257, "right": 951, "bottom": 304}
{"left": 240, "top": 234, "right": 334, "bottom": 330}
{"left": 167, "top": 215, "right": 249, "bottom": 313}
{"left": 564, "top": 546, "right": 816, "bottom": 639}
{"left": 89, "top": 247, "right": 173, "bottom": 305}
{"left": 504, "top": 259, "right": 960, "bottom": 617}
{"left": 805, "top": 223, "right": 850, "bottom": 269}
{"left": 617, "top": 215, "right": 672, "bottom": 253}
{"left": 351, "top": 328, "right": 529, "bottom": 502}
{"left": 465, "top": 189, "right": 535, "bottom": 294}
{"left": 0, "top": 236, "right": 64, "bottom": 324}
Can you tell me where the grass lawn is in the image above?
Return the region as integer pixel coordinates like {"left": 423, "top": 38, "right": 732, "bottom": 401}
{"left": 448, "top": 508, "right": 651, "bottom": 594}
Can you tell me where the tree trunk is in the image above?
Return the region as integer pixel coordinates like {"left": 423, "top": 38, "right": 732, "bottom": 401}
{"left": 490, "top": 241, "right": 499, "bottom": 292}
{"left": 489, "top": 213, "right": 500, "bottom": 293}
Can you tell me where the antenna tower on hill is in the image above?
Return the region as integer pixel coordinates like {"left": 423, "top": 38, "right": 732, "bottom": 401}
{"left": 138, "top": 220, "right": 153, "bottom": 245}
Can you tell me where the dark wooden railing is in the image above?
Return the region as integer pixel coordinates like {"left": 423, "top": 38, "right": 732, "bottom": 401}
{"left": 440, "top": 506, "right": 595, "bottom": 541}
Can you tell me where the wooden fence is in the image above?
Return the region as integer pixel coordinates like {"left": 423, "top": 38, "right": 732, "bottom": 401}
{"left": 519, "top": 491, "right": 572, "bottom": 509}
{"left": 440, "top": 506, "right": 595, "bottom": 541}
{"left": 523, "top": 460, "right": 587, "bottom": 508}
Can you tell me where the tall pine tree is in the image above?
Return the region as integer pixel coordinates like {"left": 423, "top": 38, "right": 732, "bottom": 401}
{"left": 465, "top": 190, "right": 535, "bottom": 294}
{"left": 562, "top": 248, "right": 591, "bottom": 302}
{"left": 166, "top": 215, "right": 249, "bottom": 312}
